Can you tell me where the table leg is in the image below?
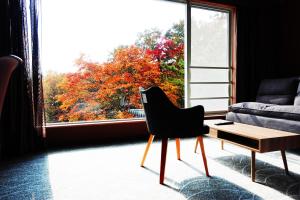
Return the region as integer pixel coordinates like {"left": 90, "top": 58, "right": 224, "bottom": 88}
{"left": 251, "top": 151, "right": 256, "bottom": 182}
{"left": 194, "top": 139, "right": 198, "bottom": 153}
{"left": 281, "top": 150, "right": 289, "bottom": 175}
{"left": 221, "top": 140, "right": 224, "bottom": 150}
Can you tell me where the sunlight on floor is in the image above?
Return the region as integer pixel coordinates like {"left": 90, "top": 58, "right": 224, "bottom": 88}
{"left": 46, "top": 137, "right": 299, "bottom": 199}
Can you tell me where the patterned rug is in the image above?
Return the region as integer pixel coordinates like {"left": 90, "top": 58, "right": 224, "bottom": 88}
{"left": 179, "top": 176, "right": 262, "bottom": 200}
{"left": 179, "top": 153, "right": 300, "bottom": 200}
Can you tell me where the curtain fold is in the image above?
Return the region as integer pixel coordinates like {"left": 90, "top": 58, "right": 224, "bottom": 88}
{"left": 30, "top": 0, "right": 46, "bottom": 138}
{"left": 0, "top": 0, "right": 45, "bottom": 159}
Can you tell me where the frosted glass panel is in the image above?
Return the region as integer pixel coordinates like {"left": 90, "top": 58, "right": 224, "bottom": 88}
{"left": 190, "top": 68, "right": 229, "bottom": 82}
{"left": 191, "top": 8, "right": 229, "bottom": 67}
{"left": 190, "top": 84, "right": 228, "bottom": 98}
{"left": 190, "top": 99, "right": 228, "bottom": 112}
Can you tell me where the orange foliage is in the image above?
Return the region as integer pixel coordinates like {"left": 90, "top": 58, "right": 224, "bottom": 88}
{"left": 45, "top": 22, "right": 185, "bottom": 122}
{"left": 57, "top": 46, "right": 162, "bottom": 121}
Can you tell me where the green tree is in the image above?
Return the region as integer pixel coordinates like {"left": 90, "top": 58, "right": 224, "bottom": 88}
{"left": 43, "top": 71, "right": 65, "bottom": 122}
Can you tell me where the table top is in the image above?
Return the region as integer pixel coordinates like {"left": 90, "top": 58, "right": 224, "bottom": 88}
{"left": 205, "top": 119, "right": 300, "bottom": 140}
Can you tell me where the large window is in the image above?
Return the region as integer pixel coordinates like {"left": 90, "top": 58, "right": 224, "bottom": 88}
{"left": 42, "top": 0, "right": 185, "bottom": 123}
{"left": 42, "top": 0, "right": 235, "bottom": 124}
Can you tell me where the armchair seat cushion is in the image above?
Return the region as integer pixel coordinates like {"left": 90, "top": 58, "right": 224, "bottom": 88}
{"left": 229, "top": 102, "right": 300, "bottom": 121}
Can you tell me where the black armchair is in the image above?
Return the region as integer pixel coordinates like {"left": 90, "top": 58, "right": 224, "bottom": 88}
{"left": 0, "top": 55, "right": 22, "bottom": 118}
{"left": 140, "top": 86, "right": 210, "bottom": 184}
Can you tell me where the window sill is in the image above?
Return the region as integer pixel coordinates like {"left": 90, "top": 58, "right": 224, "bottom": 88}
{"left": 46, "top": 119, "right": 148, "bottom": 147}
{"left": 46, "top": 118, "right": 145, "bottom": 128}
{"left": 45, "top": 114, "right": 225, "bottom": 147}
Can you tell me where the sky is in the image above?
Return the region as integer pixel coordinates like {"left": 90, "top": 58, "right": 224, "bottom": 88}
{"left": 41, "top": 0, "right": 186, "bottom": 74}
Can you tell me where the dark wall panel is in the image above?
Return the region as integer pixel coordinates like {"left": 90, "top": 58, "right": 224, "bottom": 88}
{"left": 236, "top": 3, "right": 283, "bottom": 102}
{"left": 225, "top": 0, "right": 300, "bottom": 102}
{"left": 280, "top": 0, "right": 300, "bottom": 76}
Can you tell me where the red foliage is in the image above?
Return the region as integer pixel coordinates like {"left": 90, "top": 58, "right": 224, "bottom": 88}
{"left": 57, "top": 46, "right": 162, "bottom": 121}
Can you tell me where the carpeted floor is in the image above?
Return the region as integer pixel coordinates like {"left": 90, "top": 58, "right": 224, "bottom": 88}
{"left": 0, "top": 137, "right": 300, "bottom": 200}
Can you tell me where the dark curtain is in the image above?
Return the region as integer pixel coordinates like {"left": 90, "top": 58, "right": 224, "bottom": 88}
{"left": 235, "top": 6, "right": 261, "bottom": 102}
{"left": 235, "top": 2, "right": 283, "bottom": 102}
{"left": 0, "top": 0, "right": 45, "bottom": 159}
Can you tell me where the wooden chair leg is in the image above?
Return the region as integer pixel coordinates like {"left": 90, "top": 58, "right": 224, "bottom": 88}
{"left": 175, "top": 138, "right": 180, "bottom": 160}
{"left": 160, "top": 138, "right": 168, "bottom": 184}
{"left": 194, "top": 138, "right": 198, "bottom": 153}
{"left": 141, "top": 134, "right": 154, "bottom": 167}
{"left": 198, "top": 136, "right": 210, "bottom": 177}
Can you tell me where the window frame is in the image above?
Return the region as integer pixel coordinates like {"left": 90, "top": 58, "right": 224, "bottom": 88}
{"left": 185, "top": 0, "right": 237, "bottom": 115}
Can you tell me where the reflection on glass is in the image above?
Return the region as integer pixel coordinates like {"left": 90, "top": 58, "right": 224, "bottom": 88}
{"left": 191, "top": 8, "right": 229, "bottom": 67}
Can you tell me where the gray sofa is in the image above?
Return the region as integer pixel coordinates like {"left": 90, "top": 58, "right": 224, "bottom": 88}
{"left": 226, "top": 77, "right": 300, "bottom": 133}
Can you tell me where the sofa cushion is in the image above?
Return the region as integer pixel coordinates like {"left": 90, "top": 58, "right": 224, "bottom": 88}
{"left": 295, "top": 97, "right": 300, "bottom": 106}
{"left": 294, "top": 80, "right": 300, "bottom": 106}
{"left": 226, "top": 112, "right": 300, "bottom": 133}
{"left": 229, "top": 102, "right": 300, "bottom": 121}
{"left": 256, "top": 77, "right": 298, "bottom": 105}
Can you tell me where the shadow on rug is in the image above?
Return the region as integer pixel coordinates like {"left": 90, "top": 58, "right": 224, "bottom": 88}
{"left": 215, "top": 154, "right": 300, "bottom": 199}
{"left": 0, "top": 155, "right": 53, "bottom": 199}
{"left": 178, "top": 176, "right": 263, "bottom": 200}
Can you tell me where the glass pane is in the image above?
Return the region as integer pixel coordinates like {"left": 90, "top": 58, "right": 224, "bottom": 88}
{"left": 190, "top": 68, "right": 229, "bottom": 82}
{"left": 42, "top": 0, "right": 185, "bottom": 123}
{"left": 190, "top": 99, "right": 229, "bottom": 112}
{"left": 190, "top": 84, "right": 229, "bottom": 98}
{"left": 191, "top": 7, "right": 229, "bottom": 67}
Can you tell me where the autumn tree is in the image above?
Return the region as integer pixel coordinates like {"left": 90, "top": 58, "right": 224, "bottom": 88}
{"left": 47, "top": 21, "right": 185, "bottom": 122}
{"left": 57, "top": 46, "right": 161, "bottom": 121}
{"left": 145, "top": 21, "right": 185, "bottom": 107}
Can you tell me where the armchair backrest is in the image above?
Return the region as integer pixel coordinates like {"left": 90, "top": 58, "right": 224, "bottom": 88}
{"left": 139, "top": 86, "right": 177, "bottom": 135}
{"left": 0, "top": 55, "right": 22, "bottom": 117}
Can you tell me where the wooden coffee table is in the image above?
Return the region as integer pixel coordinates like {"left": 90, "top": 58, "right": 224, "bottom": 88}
{"left": 205, "top": 120, "right": 300, "bottom": 182}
